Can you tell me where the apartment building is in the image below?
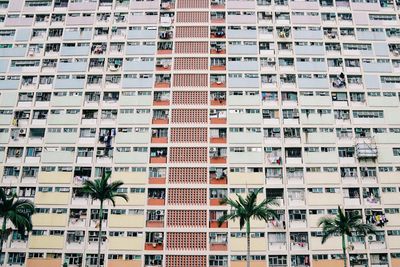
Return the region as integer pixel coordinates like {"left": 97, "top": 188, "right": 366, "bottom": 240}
{"left": 0, "top": 0, "right": 400, "bottom": 266}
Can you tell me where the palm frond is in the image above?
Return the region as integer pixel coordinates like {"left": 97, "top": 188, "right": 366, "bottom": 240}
{"left": 82, "top": 172, "right": 128, "bottom": 206}
{"left": 354, "top": 222, "right": 378, "bottom": 236}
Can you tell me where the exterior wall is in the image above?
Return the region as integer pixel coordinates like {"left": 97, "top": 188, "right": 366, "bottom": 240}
{"left": 0, "top": 0, "right": 399, "bottom": 266}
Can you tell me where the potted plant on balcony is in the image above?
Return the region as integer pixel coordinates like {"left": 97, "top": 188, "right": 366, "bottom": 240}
{"left": 82, "top": 172, "right": 128, "bottom": 267}
{"left": 0, "top": 188, "right": 35, "bottom": 255}
{"left": 318, "top": 206, "right": 377, "bottom": 267}
{"left": 217, "top": 188, "right": 278, "bottom": 267}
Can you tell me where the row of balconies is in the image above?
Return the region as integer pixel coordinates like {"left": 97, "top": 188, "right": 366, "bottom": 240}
{"left": 3, "top": 163, "right": 400, "bottom": 184}
{"left": 4, "top": 27, "right": 400, "bottom": 46}
{"left": 2, "top": 109, "right": 399, "bottom": 128}
{"left": 0, "top": 0, "right": 178, "bottom": 13}
{"left": 3, "top": 10, "right": 400, "bottom": 29}
{"left": 2, "top": 183, "right": 399, "bottom": 208}
{"left": 0, "top": 40, "right": 400, "bottom": 58}
{"left": 0, "top": 254, "right": 396, "bottom": 267}
{"left": 2, "top": 170, "right": 400, "bottom": 193}
{"left": 0, "top": 144, "right": 392, "bottom": 165}
{"left": 1, "top": 229, "right": 398, "bottom": 254}
{"left": 1, "top": 0, "right": 399, "bottom": 12}
{"left": 0, "top": 0, "right": 396, "bottom": 12}
{"left": 2, "top": 74, "right": 399, "bottom": 92}
{"left": 2, "top": 125, "right": 399, "bottom": 144}
{"left": 3, "top": 58, "right": 399, "bottom": 76}
{"left": 4, "top": 91, "right": 400, "bottom": 111}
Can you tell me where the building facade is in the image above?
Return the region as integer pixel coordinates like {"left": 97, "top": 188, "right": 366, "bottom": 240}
{"left": 0, "top": 0, "right": 400, "bottom": 266}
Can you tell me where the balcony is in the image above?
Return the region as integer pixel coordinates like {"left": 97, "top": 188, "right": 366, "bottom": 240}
{"left": 210, "top": 189, "right": 227, "bottom": 206}
{"left": 108, "top": 260, "right": 142, "bottom": 267}
{"left": 115, "top": 131, "right": 150, "bottom": 144}
{"left": 145, "top": 232, "right": 163, "bottom": 250}
{"left": 378, "top": 171, "right": 398, "bottom": 184}
{"left": 5, "top": 17, "right": 34, "bottom": 27}
{"left": 226, "top": 0, "right": 256, "bottom": 9}
{"left": 227, "top": 61, "right": 258, "bottom": 71}
{"left": 126, "top": 44, "right": 157, "bottom": 55}
{"left": 114, "top": 150, "right": 148, "bottom": 164}
{"left": 128, "top": 14, "right": 158, "bottom": 24}
{"left": 228, "top": 44, "right": 261, "bottom": 55}
{"left": 68, "top": 209, "right": 87, "bottom": 227}
{"left": 303, "top": 151, "right": 338, "bottom": 164}
{"left": 130, "top": 0, "right": 160, "bottom": 9}
{"left": 0, "top": 47, "right": 27, "bottom": 57}
{"left": 148, "top": 189, "right": 165, "bottom": 206}
{"left": 115, "top": 192, "right": 146, "bottom": 206}
{"left": 227, "top": 14, "right": 256, "bottom": 24}
{"left": 68, "top": 1, "right": 97, "bottom": 11}
{"left": 32, "top": 213, "right": 67, "bottom": 227}
{"left": 109, "top": 236, "right": 144, "bottom": 251}
{"left": 122, "top": 77, "right": 154, "bottom": 88}
{"left": 111, "top": 171, "right": 147, "bottom": 185}
{"left": 63, "top": 30, "right": 93, "bottom": 41}
{"left": 229, "top": 150, "right": 263, "bottom": 164}
{"left": 310, "top": 235, "right": 341, "bottom": 251}
{"left": 228, "top": 77, "right": 259, "bottom": 88}
{"left": 127, "top": 29, "right": 157, "bottom": 40}
{"left": 209, "top": 168, "right": 227, "bottom": 184}
{"left": 301, "top": 112, "right": 335, "bottom": 125}
{"left": 268, "top": 241, "right": 287, "bottom": 251}
{"left": 28, "top": 235, "right": 64, "bottom": 249}
{"left": 54, "top": 78, "right": 85, "bottom": 89}
{"left": 290, "top": 238, "right": 309, "bottom": 251}
{"left": 37, "top": 171, "right": 72, "bottom": 184}
{"left": 229, "top": 130, "right": 262, "bottom": 144}
{"left": 124, "top": 61, "right": 154, "bottom": 72}
{"left": 210, "top": 148, "right": 227, "bottom": 164}
{"left": 41, "top": 150, "right": 74, "bottom": 164}
{"left": 146, "top": 210, "right": 164, "bottom": 228}
{"left": 35, "top": 192, "right": 70, "bottom": 205}
{"left": 230, "top": 235, "right": 267, "bottom": 251}
{"left": 293, "top": 29, "right": 323, "bottom": 40}
{"left": 308, "top": 191, "right": 343, "bottom": 206}
{"left": 229, "top": 172, "right": 264, "bottom": 185}
{"left": 65, "top": 15, "right": 95, "bottom": 25}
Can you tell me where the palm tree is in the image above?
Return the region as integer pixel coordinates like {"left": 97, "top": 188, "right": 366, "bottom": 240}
{"left": 318, "top": 206, "right": 377, "bottom": 267}
{"left": 0, "top": 187, "right": 35, "bottom": 255}
{"left": 218, "top": 188, "right": 278, "bottom": 267}
{"left": 82, "top": 171, "right": 128, "bottom": 267}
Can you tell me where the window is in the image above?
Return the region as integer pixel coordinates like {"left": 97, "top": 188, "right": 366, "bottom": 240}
{"left": 353, "top": 110, "right": 384, "bottom": 119}
{"left": 393, "top": 148, "right": 400, "bottom": 156}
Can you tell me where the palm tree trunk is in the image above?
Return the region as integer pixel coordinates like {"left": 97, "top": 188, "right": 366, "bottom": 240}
{"left": 0, "top": 216, "right": 6, "bottom": 255}
{"left": 97, "top": 201, "right": 103, "bottom": 267}
{"left": 342, "top": 234, "right": 347, "bottom": 267}
{"left": 246, "top": 220, "right": 251, "bottom": 267}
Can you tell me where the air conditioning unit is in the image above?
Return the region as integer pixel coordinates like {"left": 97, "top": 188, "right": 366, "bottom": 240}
{"left": 368, "top": 235, "right": 377, "bottom": 242}
{"left": 96, "top": 150, "right": 105, "bottom": 156}
{"left": 19, "top": 128, "right": 27, "bottom": 135}
{"left": 267, "top": 57, "right": 275, "bottom": 62}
